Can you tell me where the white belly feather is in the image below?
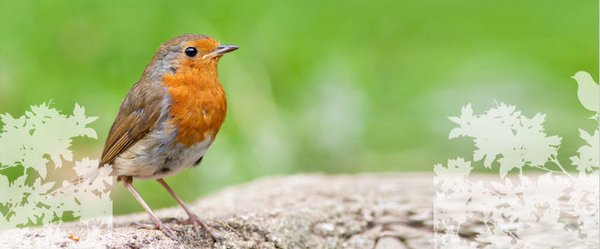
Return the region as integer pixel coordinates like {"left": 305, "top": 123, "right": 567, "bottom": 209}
{"left": 112, "top": 126, "right": 213, "bottom": 181}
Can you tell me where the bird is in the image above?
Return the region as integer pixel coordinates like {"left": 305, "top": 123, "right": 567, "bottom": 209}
{"left": 571, "top": 71, "right": 599, "bottom": 114}
{"left": 98, "top": 34, "right": 237, "bottom": 242}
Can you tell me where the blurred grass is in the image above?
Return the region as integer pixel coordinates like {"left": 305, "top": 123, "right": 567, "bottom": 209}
{"left": 0, "top": 1, "right": 597, "bottom": 215}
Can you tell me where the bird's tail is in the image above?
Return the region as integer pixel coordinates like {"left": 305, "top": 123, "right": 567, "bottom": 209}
{"left": 49, "top": 165, "right": 105, "bottom": 197}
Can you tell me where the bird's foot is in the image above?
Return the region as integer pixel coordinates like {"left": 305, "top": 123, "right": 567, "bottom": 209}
{"left": 178, "top": 218, "right": 221, "bottom": 228}
{"left": 131, "top": 221, "right": 182, "bottom": 232}
{"left": 205, "top": 221, "right": 223, "bottom": 228}
{"left": 131, "top": 221, "right": 181, "bottom": 243}
{"left": 179, "top": 214, "right": 222, "bottom": 243}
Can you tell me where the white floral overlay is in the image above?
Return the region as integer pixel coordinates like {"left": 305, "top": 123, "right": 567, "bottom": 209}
{"left": 434, "top": 72, "right": 599, "bottom": 248}
{"left": 0, "top": 103, "right": 112, "bottom": 233}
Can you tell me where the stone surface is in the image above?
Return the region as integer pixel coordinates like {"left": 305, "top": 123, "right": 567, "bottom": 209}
{"left": 0, "top": 173, "right": 435, "bottom": 249}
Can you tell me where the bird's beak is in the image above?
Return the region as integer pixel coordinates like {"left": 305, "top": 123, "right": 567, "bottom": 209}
{"left": 203, "top": 45, "right": 239, "bottom": 59}
{"left": 216, "top": 45, "right": 239, "bottom": 54}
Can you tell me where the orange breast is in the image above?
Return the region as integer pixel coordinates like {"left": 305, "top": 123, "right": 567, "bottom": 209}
{"left": 161, "top": 64, "right": 227, "bottom": 147}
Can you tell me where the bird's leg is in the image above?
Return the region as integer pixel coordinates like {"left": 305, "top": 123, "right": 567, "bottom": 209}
{"left": 157, "top": 178, "right": 221, "bottom": 243}
{"left": 123, "top": 177, "right": 181, "bottom": 243}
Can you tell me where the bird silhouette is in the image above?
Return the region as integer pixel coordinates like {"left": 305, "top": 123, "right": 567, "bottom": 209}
{"left": 571, "top": 71, "right": 599, "bottom": 117}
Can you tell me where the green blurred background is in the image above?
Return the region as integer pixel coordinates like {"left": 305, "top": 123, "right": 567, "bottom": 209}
{"left": 0, "top": 1, "right": 597, "bottom": 215}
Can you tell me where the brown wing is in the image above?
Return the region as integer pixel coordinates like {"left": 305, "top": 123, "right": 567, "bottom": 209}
{"left": 99, "top": 82, "right": 165, "bottom": 167}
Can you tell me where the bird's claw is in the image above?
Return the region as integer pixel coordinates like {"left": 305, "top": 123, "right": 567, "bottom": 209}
{"left": 131, "top": 221, "right": 183, "bottom": 232}
{"left": 131, "top": 221, "right": 158, "bottom": 230}
{"left": 205, "top": 221, "right": 223, "bottom": 228}
{"left": 131, "top": 221, "right": 182, "bottom": 243}
{"left": 158, "top": 222, "right": 182, "bottom": 244}
{"left": 181, "top": 214, "right": 221, "bottom": 243}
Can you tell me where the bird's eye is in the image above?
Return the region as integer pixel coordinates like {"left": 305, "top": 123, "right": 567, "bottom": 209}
{"left": 184, "top": 47, "right": 198, "bottom": 57}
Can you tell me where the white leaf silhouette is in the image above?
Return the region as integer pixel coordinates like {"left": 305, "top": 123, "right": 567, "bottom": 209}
{"left": 435, "top": 81, "right": 599, "bottom": 248}
{"left": 570, "top": 129, "right": 599, "bottom": 174}
{"left": 0, "top": 103, "right": 112, "bottom": 231}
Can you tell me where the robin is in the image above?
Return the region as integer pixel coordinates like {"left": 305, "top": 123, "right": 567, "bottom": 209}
{"left": 99, "top": 34, "right": 237, "bottom": 242}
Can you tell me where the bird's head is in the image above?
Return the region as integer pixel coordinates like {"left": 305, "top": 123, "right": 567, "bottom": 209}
{"left": 144, "top": 34, "right": 238, "bottom": 80}
{"left": 571, "top": 71, "right": 592, "bottom": 82}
